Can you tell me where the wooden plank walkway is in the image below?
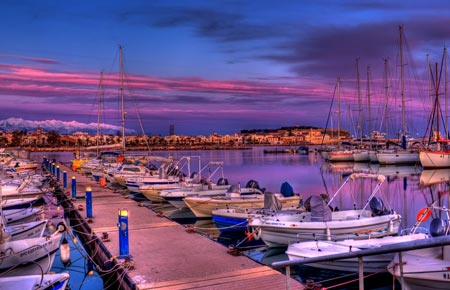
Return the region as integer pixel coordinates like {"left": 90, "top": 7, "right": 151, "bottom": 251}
{"left": 57, "top": 164, "right": 304, "bottom": 290}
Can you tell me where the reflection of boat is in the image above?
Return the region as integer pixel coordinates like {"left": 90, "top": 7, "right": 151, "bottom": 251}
{"left": 419, "top": 169, "right": 450, "bottom": 186}
{"left": 286, "top": 233, "right": 428, "bottom": 273}
{"left": 374, "top": 164, "right": 422, "bottom": 178}
{"left": 248, "top": 173, "right": 402, "bottom": 247}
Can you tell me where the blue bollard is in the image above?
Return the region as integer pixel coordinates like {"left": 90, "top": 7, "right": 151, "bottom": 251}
{"left": 71, "top": 177, "right": 77, "bottom": 199}
{"left": 63, "top": 171, "right": 67, "bottom": 188}
{"left": 118, "top": 209, "right": 132, "bottom": 259}
{"left": 86, "top": 187, "right": 93, "bottom": 218}
{"left": 52, "top": 163, "right": 56, "bottom": 175}
{"left": 56, "top": 165, "right": 60, "bottom": 181}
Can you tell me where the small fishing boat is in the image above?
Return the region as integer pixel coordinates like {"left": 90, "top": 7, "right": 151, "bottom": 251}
{"left": 2, "top": 207, "right": 44, "bottom": 225}
{"left": 1, "top": 197, "right": 41, "bottom": 210}
{"left": 0, "top": 223, "right": 66, "bottom": 276}
{"left": 388, "top": 206, "right": 450, "bottom": 290}
{"left": 0, "top": 272, "right": 70, "bottom": 290}
{"left": 248, "top": 173, "right": 402, "bottom": 247}
{"left": 286, "top": 233, "right": 428, "bottom": 273}
{"left": 184, "top": 184, "right": 300, "bottom": 218}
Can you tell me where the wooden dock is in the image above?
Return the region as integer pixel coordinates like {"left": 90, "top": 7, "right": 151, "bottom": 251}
{"left": 53, "top": 163, "right": 304, "bottom": 290}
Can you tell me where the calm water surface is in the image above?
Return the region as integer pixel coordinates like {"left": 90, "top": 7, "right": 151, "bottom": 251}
{"left": 31, "top": 147, "right": 450, "bottom": 289}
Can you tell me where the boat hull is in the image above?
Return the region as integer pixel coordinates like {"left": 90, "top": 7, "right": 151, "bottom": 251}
{"left": 388, "top": 246, "right": 450, "bottom": 290}
{"left": 376, "top": 151, "right": 419, "bottom": 165}
{"left": 0, "top": 233, "right": 62, "bottom": 276}
{"left": 419, "top": 151, "right": 450, "bottom": 169}
{"left": 249, "top": 210, "right": 401, "bottom": 247}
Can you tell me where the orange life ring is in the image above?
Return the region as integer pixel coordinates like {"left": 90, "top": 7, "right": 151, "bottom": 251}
{"left": 416, "top": 207, "right": 431, "bottom": 222}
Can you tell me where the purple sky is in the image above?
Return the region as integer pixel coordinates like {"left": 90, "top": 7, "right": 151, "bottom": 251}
{"left": 1, "top": 0, "right": 450, "bottom": 137}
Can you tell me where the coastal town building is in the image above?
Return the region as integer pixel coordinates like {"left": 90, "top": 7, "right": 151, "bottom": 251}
{"left": 0, "top": 126, "right": 350, "bottom": 150}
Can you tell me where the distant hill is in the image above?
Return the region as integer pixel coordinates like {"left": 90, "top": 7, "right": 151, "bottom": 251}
{"left": 0, "top": 117, "right": 133, "bottom": 135}
{"left": 240, "top": 126, "right": 321, "bottom": 134}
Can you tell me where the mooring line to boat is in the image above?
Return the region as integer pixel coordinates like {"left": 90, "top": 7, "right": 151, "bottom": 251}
{"left": 312, "top": 267, "right": 388, "bottom": 289}
{"left": 186, "top": 220, "right": 248, "bottom": 232}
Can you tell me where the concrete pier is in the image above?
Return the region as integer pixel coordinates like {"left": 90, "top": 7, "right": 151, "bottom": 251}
{"left": 52, "top": 163, "right": 303, "bottom": 290}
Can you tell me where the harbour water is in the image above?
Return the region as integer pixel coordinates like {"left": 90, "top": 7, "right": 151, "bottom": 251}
{"left": 30, "top": 146, "right": 447, "bottom": 289}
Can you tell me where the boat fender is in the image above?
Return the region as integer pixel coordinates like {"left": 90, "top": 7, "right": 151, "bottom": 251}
{"left": 251, "top": 227, "right": 261, "bottom": 240}
{"left": 60, "top": 237, "right": 71, "bottom": 267}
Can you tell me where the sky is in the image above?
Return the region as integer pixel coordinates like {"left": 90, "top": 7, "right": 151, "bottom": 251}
{"left": 1, "top": 0, "right": 450, "bottom": 137}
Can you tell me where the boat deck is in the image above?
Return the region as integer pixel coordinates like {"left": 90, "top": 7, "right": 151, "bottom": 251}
{"left": 55, "top": 163, "right": 303, "bottom": 290}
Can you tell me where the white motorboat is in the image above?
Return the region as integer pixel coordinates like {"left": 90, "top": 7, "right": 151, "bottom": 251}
{"left": 0, "top": 223, "right": 66, "bottom": 276}
{"left": 1, "top": 197, "right": 40, "bottom": 210}
{"left": 160, "top": 182, "right": 230, "bottom": 209}
{"left": 248, "top": 173, "right": 402, "bottom": 247}
{"left": 0, "top": 180, "right": 47, "bottom": 200}
{"left": 212, "top": 190, "right": 305, "bottom": 233}
{"left": 2, "top": 207, "right": 44, "bottom": 225}
{"left": 184, "top": 183, "right": 301, "bottom": 218}
{"left": 286, "top": 233, "right": 428, "bottom": 273}
{"left": 388, "top": 207, "right": 450, "bottom": 290}
{"left": 0, "top": 272, "right": 70, "bottom": 290}
{"left": 3, "top": 219, "right": 48, "bottom": 241}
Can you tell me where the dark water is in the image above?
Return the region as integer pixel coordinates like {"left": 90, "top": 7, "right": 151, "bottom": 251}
{"left": 31, "top": 147, "right": 449, "bottom": 290}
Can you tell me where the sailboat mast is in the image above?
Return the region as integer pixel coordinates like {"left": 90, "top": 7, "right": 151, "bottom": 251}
{"left": 96, "top": 71, "right": 104, "bottom": 157}
{"left": 399, "top": 25, "right": 406, "bottom": 136}
{"left": 356, "top": 58, "right": 362, "bottom": 146}
{"left": 436, "top": 62, "right": 440, "bottom": 151}
{"left": 367, "top": 65, "right": 372, "bottom": 142}
{"left": 337, "top": 77, "right": 341, "bottom": 144}
{"left": 119, "top": 45, "right": 126, "bottom": 152}
{"left": 445, "top": 47, "right": 448, "bottom": 139}
{"left": 384, "top": 59, "right": 389, "bottom": 138}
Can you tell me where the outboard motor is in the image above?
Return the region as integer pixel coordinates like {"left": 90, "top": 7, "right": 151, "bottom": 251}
{"left": 245, "top": 180, "right": 260, "bottom": 189}
{"left": 430, "top": 218, "right": 448, "bottom": 237}
{"left": 226, "top": 184, "right": 240, "bottom": 198}
{"left": 217, "top": 177, "right": 229, "bottom": 186}
{"left": 369, "top": 197, "right": 387, "bottom": 216}
{"left": 280, "top": 181, "right": 294, "bottom": 197}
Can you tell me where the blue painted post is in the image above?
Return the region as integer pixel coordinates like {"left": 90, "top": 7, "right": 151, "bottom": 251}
{"left": 71, "top": 177, "right": 77, "bottom": 199}
{"left": 63, "top": 171, "right": 67, "bottom": 188}
{"left": 118, "top": 209, "right": 131, "bottom": 259}
{"left": 86, "top": 187, "right": 93, "bottom": 218}
{"left": 52, "top": 163, "right": 55, "bottom": 175}
{"left": 56, "top": 165, "right": 60, "bottom": 182}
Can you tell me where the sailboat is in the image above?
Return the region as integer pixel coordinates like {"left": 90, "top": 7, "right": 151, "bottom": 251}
{"left": 419, "top": 49, "right": 450, "bottom": 168}
{"left": 326, "top": 77, "right": 355, "bottom": 162}
{"left": 376, "top": 26, "right": 420, "bottom": 165}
